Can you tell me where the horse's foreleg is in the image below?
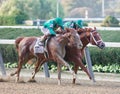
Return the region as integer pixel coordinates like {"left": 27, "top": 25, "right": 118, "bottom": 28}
{"left": 57, "top": 63, "right": 62, "bottom": 85}
{"left": 73, "top": 57, "right": 92, "bottom": 80}
{"left": 72, "top": 64, "right": 79, "bottom": 84}
{"left": 56, "top": 54, "right": 76, "bottom": 84}
{"left": 56, "top": 54, "right": 73, "bottom": 73}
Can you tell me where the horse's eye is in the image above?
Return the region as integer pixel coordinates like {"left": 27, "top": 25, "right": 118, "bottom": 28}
{"left": 94, "top": 36, "right": 98, "bottom": 40}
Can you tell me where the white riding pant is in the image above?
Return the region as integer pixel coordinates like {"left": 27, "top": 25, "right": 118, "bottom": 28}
{"left": 41, "top": 27, "right": 50, "bottom": 35}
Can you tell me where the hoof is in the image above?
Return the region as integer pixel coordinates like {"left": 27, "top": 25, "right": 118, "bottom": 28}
{"left": 17, "top": 80, "right": 25, "bottom": 83}
{"left": 72, "top": 79, "right": 76, "bottom": 84}
{"left": 58, "top": 80, "right": 61, "bottom": 85}
{"left": 0, "top": 78, "right": 8, "bottom": 82}
{"left": 27, "top": 79, "right": 36, "bottom": 83}
{"left": 89, "top": 76, "right": 92, "bottom": 80}
{"left": 10, "top": 73, "right": 14, "bottom": 76}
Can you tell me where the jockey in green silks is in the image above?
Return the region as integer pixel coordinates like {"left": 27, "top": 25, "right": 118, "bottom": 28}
{"left": 64, "top": 20, "right": 83, "bottom": 30}
{"left": 34, "top": 17, "right": 64, "bottom": 54}
{"left": 40, "top": 17, "right": 64, "bottom": 42}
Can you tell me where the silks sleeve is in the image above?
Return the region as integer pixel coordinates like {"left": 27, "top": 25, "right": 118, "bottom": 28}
{"left": 48, "top": 27, "right": 56, "bottom": 35}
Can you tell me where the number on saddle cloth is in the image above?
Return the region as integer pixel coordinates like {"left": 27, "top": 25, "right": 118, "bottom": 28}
{"left": 34, "top": 38, "right": 44, "bottom": 53}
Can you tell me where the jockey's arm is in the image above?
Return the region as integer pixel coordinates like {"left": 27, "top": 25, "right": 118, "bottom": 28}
{"left": 48, "top": 27, "right": 56, "bottom": 35}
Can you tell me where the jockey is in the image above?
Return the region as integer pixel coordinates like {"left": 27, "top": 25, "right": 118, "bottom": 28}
{"left": 34, "top": 17, "right": 64, "bottom": 54}
{"left": 40, "top": 17, "right": 64, "bottom": 42}
{"left": 64, "top": 20, "right": 83, "bottom": 30}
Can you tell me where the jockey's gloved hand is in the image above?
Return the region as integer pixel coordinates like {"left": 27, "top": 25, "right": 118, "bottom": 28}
{"left": 55, "top": 27, "right": 65, "bottom": 34}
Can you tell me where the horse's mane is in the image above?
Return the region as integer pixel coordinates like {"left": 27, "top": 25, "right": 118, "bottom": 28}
{"left": 77, "top": 27, "right": 96, "bottom": 34}
{"left": 65, "top": 28, "right": 76, "bottom": 33}
{"left": 56, "top": 28, "right": 77, "bottom": 43}
{"left": 77, "top": 28, "right": 86, "bottom": 34}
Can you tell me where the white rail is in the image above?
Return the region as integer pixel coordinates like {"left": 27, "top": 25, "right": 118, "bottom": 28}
{"left": 0, "top": 26, "right": 39, "bottom": 29}
{"left": 0, "top": 39, "right": 15, "bottom": 44}
{"left": 88, "top": 42, "right": 120, "bottom": 47}
{"left": 0, "top": 39, "right": 120, "bottom": 47}
{"left": 0, "top": 26, "right": 120, "bottom": 31}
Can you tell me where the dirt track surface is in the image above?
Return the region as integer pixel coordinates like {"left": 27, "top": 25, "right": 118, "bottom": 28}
{"left": 0, "top": 69, "right": 120, "bottom": 94}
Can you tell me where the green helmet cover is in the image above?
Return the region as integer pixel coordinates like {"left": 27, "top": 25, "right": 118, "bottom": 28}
{"left": 75, "top": 20, "right": 83, "bottom": 28}
{"left": 55, "top": 17, "right": 63, "bottom": 27}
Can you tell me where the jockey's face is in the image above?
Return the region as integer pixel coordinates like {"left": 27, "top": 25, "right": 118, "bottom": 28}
{"left": 75, "top": 25, "right": 79, "bottom": 30}
{"left": 54, "top": 24, "right": 60, "bottom": 30}
{"left": 56, "top": 24, "right": 59, "bottom": 28}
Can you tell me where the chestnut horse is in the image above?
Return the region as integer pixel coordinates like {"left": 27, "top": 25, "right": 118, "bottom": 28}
{"left": 64, "top": 27, "right": 105, "bottom": 84}
{"left": 10, "top": 28, "right": 82, "bottom": 85}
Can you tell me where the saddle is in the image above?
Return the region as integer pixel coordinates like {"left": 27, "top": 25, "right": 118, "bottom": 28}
{"left": 34, "top": 35, "right": 55, "bottom": 58}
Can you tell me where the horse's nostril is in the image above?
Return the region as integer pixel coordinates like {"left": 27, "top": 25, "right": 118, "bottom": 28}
{"left": 79, "top": 44, "right": 83, "bottom": 47}
{"left": 102, "top": 44, "right": 105, "bottom": 48}
{"left": 102, "top": 44, "right": 104, "bottom": 47}
{"left": 100, "top": 43, "right": 105, "bottom": 49}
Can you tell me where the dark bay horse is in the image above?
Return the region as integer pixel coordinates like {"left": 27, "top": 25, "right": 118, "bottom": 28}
{"left": 10, "top": 28, "right": 82, "bottom": 85}
{"left": 64, "top": 27, "right": 105, "bottom": 84}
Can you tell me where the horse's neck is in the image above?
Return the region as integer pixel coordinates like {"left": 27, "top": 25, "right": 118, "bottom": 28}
{"left": 56, "top": 35, "right": 69, "bottom": 47}
{"left": 80, "top": 38, "right": 89, "bottom": 56}
{"left": 82, "top": 38, "right": 89, "bottom": 48}
{"left": 80, "top": 32, "right": 90, "bottom": 51}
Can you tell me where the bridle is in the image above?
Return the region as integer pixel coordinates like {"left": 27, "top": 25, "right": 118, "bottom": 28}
{"left": 89, "top": 30, "right": 103, "bottom": 45}
{"left": 81, "top": 29, "right": 103, "bottom": 45}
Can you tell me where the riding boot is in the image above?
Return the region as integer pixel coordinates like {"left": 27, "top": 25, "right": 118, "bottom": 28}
{"left": 40, "top": 35, "right": 49, "bottom": 58}
{"left": 40, "top": 35, "right": 47, "bottom": 43}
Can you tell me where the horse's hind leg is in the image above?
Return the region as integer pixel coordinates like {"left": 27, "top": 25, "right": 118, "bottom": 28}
{"left": 31, "top": 60, "right": 41, "bottom": 80}
{"left": 10, "top": 57, "right": 23, "bottom": 82}
{"left": 16, "top": 59, "right": 23, "bottom": 82}
{"left": 73, "top": 64, "right": 79, "bottom": 84}
{"left": 31, "top": 58, "right": 45, "bottom": 80}
{"left": 10, "top": 70, "right": 17, "bottom": 76}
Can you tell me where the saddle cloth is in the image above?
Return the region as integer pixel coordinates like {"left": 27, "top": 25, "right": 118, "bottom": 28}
{"left": 34, "top": 38, "right": 44, "bottom": 53}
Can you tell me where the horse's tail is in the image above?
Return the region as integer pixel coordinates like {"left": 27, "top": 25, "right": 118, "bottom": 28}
{"left": 15, "top": 37, "right": 24, "bottom": 51}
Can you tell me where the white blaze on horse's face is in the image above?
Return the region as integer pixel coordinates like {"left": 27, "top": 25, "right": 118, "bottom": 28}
{"left": 90, "top": 30, "right": 105, "bottom": 49}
